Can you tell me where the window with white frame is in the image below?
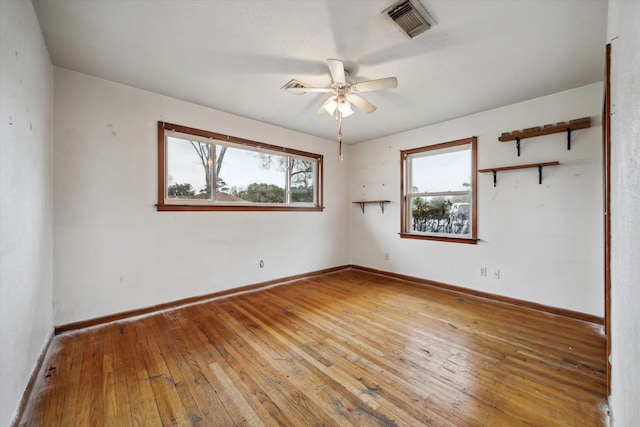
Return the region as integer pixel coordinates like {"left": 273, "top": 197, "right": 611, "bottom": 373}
{"left": 157, "top": 122, "right": 323, "bottom": 211}
{"left": 400, "top": 137, "right": 477, "bottom": 243}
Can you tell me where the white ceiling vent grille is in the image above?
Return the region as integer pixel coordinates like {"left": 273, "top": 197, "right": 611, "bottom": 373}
{"left": 281, "top": 79, "right": 306, "bottom": 90}
{"left": 281, "top": 79, "right": 310, "bottom": 93}
{"left": 383, "top": 0, "right": 435, "bottom": 39}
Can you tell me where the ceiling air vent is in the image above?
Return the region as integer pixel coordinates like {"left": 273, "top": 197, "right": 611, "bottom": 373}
{"left": 281, "top": 79, "right": 307, "bottom": 90}
{"left": 281, "top": 79, "right": 315, "bottom": 95}
{"left": 383, "top": 0, "right": 435, "bottom": 39}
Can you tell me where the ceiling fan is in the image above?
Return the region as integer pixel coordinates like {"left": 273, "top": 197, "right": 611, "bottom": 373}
{"left": 281, "top": 58, "right": 398, "bottom": 119}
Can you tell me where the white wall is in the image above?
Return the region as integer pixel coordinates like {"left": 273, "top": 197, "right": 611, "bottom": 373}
{"left": 0, "top": 1, "right": 54, "bottom": 425}
{"left": 350, "top": 83, "right": 604, "bottom": 316}
{"left": 607, "top": 1, "right": 640, "bottom": 425}
{"left": 53, "top": 68, "right": 350, "bottom": 325}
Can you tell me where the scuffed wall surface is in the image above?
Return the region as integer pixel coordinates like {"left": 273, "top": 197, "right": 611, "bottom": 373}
{"left": 607, "top": 1, "right": 640, "bottom": 425}
{"left": 350, "top": 83, "right": 604, "bottom": 316}
{"left": 53, "top": 68, "right": 350, "bottom": 325}
{"left": 0, "top": 1, "right": 54, "bottom": 425}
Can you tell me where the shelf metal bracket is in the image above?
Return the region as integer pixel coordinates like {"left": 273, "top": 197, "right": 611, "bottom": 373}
{"left": 358, "top": 202, "right": 365, "bottom": 214}
{"left": 492, "top": 170, "right": 497, "bottom": 187}
{"left": 538, "top": 165, "right": 543, "bottom": 184}
{"left": 516, "top": 137, "right": 521, "bottom": 156}
{"left": 378, "top": 201, "right": 385, "bottom": 214}
{"left": 567, "top": 128, "right": 572, "bottom": 150}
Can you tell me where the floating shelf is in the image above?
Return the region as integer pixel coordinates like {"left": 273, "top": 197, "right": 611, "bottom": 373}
{"left": 499, "top": 117, "right": 591, "bottom": 156}
{"left": 478, "top": 162, "right": 560, "bottom": 187}
{"left": 352, "top": 200, "right": 391, "bottom": 214}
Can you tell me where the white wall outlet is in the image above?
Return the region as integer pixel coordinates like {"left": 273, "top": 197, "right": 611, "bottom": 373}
{"left": 492, "top": 269, "right": 500, "bottom": 279}
{"left": 480, "top": 267, "right": 487, "bottom": 277}
{"left": 384, "top": 253, "right": 390, "bottom": 261}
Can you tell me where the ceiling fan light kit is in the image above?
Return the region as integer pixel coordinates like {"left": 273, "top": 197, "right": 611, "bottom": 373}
{"left": 321, "top": 97, "right": 338, "bottom": 116}
{"left": 336, "top": 95, "right": 354, "bottom": 118}
{"left": 282, "top": 58, "right": 398, "bottom": 159}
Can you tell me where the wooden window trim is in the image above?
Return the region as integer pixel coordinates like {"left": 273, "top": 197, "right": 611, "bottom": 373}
{"left": 400, "top": 136, "right": 478, "bottom": 243}
{"left": 157, "top": 122, "right": 324, "bottom": 212}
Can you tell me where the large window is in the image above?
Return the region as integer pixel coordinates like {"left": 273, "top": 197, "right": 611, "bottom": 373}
{"left": 157, "top": 122, "right": 323, "bottom": 211}
{"left": 400, "top": 137, "right": 477, "bottom": 243}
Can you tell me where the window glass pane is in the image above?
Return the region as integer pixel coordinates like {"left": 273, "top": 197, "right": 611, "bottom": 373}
{"left": 409, "top": 195, "right": 471, "bottom": 236}
{"left": 291, "top": 158, "right": 315, "bottom": 203}
{"left": 411, "top": 148, "right": 471, "bottom": 193}
{"left": 217, "top": 145, "right": 287, "bottom": 204}
{"left": 159, "top": 123, "right": 323, "bottom": 211}
{"left": 167, "top": 136, "right": 213, "bottom": 200}
{"left": 401, "top": 137, "right": 476, "bottom": 242}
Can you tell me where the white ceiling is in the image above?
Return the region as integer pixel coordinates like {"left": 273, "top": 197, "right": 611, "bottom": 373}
{"left": 33, "top": 0, "right": 608, "bottom": 144}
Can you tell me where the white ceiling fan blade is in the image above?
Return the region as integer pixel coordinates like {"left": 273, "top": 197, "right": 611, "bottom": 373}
{"left": 348, "top": 94, "right": 377, "bottom": 113}
{"left": 284, "top": 87, "right": 334, "bottom": 94}
{"left": 352, "top": 77, "right": 398, "bottom": 92}
{"left": 327, "top": 59, "right": 346, "bottom": 85}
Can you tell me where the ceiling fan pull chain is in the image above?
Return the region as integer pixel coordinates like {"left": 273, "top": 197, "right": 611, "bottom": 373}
{"left": 338, "top": 113, "right": 344, "bottom": 161}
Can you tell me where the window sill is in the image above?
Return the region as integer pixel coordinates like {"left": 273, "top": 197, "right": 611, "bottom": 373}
{"left": 399, "top": 232, "right": 478, "bottom": 244}
{"left": 157, "top": 204, "right": 324, "bottom": 212}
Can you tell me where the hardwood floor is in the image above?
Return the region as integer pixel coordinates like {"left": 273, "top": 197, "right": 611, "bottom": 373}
{"left": 19, "top": 269, "right": 607, "bottom": 426}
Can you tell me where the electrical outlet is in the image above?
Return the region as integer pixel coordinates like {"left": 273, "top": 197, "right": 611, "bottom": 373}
{"left": 384, "top": 253, "right": 390, "bottom": 261}
{"left": 492, "top": 269, "right": 500, "bottom": 279}
{"left": 480, "top": 267, "right": 487, "bottom": 277}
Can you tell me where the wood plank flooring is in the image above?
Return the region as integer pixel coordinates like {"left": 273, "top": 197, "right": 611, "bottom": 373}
{"left": 19, "top": 269, "right": 608, "bottom": 426}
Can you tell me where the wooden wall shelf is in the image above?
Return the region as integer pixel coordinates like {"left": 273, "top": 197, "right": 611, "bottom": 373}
{"left": 352, "top": 200, "right": 391, "bottom": 214}
{"left": 499, "top": 117, "right": 591, "bottom": 156}
{"left": 478, "top": 162, "right": 560, "bottom": 187}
